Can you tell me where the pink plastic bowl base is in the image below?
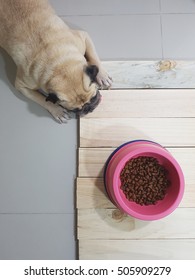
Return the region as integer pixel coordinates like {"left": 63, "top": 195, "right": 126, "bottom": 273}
{"left": 104, "top": 140, "right": 185, "bottom": 221}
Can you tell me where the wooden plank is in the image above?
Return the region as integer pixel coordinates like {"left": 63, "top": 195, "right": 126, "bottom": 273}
{"left": 86, "top": 89, "right": 195, "bottom": 118}
{"left": 76, "top": 178, "right": 195, "bottom": 208}
{"left": 77, "top": 147, "right": 195, "bottom": 206}
{"left": 79, "top": 239, "right": 195, "bottom": 260}
{"left": 102, "top": 60, "right": 195, "bottom": 89}
{"left": 78, "top": 208, "right": 195, "bottom": 239}
{"left": 77, "top": 178, "right": 114, "bottom": 209}
{"left": 77, "top": 62, "right": 195, "bottom": 260}
{"left": 80, "top": 118, "right": 195, "bottom": 147}
{"left": 78, "top": 148, "right": 195, "bottom": 181}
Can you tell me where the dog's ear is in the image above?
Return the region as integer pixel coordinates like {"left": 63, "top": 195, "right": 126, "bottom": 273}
{"left": 46, "top": 93, "right": 59, "bottom": 104}
{"left": 85, "top": 65, "right": 99, "bottom": 82}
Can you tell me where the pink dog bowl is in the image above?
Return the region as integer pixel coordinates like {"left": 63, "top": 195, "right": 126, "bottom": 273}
{"left": 104, "top": 140, "right": 185, "bottom": 221}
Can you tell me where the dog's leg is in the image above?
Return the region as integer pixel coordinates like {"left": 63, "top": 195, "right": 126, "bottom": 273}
{"left": 82, "top": 31, "right": 113, "bottom": 88}
{"left": 15, "top": 82, "right": 70, "bottom": 123}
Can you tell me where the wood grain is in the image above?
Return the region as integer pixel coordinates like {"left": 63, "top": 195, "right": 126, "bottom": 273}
{"left": 102, "top": 61, "right": 195, "bottom": 89}
{"left": 79, "top": 239, "right": 195, "bottom": 260}
{"left": 76, "top": 178, "right": 195, "bottom": 208}
{"left": 78, "top": 208, "right": 195, "bottom": 240}
{"left": 77, "top": 84, "right": 195, "bottom": 259}
{"left": 78, "top": 148, "right": 195, "bottom": 182}
{"left": 85, "top": 89, "right": 195, "bottom": 118}
{"left": 80, "top": 118, "right": 195, "bottom": 147}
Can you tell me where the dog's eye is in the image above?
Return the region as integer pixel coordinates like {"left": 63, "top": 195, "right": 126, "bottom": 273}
{"left": 46, "top": 93, "right": 59, "bottom": 104}
{"left": 85, "top": 65, "right": 99, "bottom": 82}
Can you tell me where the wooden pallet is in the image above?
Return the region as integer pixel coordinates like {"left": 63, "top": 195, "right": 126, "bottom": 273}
{"left": 77, "top": 62, "right": 195, "bottom": 260}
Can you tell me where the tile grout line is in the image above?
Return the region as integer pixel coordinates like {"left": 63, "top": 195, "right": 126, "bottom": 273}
{"left": 59, "top": 13, "right": 195, "bottom": 17}
{"left": 159, "top": 0, "right": 164, "bottom": 59}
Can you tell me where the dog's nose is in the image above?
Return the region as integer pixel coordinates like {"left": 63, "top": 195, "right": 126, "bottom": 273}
{"left": 73, "top": 90, "right": 101, "bottom": 116}
{"left": 82, "top": 90, "right": 101, "bottom": 115}
{"left": 72, "top": 107, "right": 81, "bottom": 113}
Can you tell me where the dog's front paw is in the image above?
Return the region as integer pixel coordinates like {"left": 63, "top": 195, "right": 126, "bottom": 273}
{"left": 96, "top": 68, "right": 113, "bottom": 89}
{"left": 48, "top": 106, "right": 71, "bottom": 124}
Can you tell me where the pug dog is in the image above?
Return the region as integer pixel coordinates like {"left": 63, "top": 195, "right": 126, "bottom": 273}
{"left": 0, "top": 0, "right": 112, "bottom": 123}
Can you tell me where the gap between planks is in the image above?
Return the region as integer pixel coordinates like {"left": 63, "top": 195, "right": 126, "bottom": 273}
{"left": 77, "top": 87, "right": 195, "bottom": 260}
{"left": 78, "top": 147, "right": 195, "bottom": 183}
{"left": 77, "top": 177, "right": 194, "bottom": 209}
{"left": 80, "top": 89, "right": 195, "bottom": 147}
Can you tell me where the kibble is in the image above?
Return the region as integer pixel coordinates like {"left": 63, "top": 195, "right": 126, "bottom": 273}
{"left": 120, "top": 156, "right": 170, "bottom": 206}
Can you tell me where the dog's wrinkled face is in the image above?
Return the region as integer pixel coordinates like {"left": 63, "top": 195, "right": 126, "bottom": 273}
{"left": 44, "top": 64, "right": 101, "bottom": 116}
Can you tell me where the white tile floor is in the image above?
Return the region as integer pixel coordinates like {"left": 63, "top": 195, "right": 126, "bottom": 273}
{"left": 161, "top": 0, "right": 195, "bottom": 13}
{"left": 64, "top": 15, "right": 162, "bottom": 60}
{"left": 0, "top": 0, "right": 195, "bottom": 260}
{"left": 162, "top": 14, "right": 195, "bottom": 59}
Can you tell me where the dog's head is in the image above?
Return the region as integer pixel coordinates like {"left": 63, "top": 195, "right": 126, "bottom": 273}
{"left": 44, "top": 64, "right": 101, "bottom": 116}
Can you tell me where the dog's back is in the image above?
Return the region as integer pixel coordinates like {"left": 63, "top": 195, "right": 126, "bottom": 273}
{"left": 0, "top": 0, "right": 59, "bottom": 60}
{"left": 0, "top": 1, "right": 48, "bottom": 40}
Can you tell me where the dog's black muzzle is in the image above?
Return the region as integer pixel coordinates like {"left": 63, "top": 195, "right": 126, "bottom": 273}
{"left": 72, "top": 90, "right": 101, "bottom": 116}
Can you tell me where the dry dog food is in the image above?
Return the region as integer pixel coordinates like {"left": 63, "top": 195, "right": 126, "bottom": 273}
{"left": 120, "top": 156, "right": 170, "bottom": 206}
